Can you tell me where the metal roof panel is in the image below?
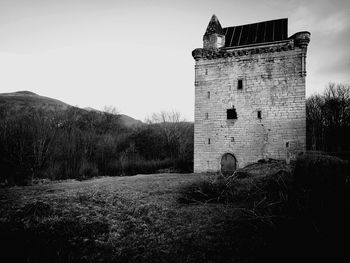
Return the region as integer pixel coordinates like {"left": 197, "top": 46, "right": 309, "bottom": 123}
{"left": 223, "top": 18, "right": 288, "bottom": 48}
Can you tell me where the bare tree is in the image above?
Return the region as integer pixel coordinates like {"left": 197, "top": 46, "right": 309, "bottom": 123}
{"left": 30, "top": 109, "right": 61, "bottom": 179}
{"left": 306, "top": 83, "right": 350, "bottom": 153}
{"left": 147, "top": 111, "right": 184, "bottom": 158}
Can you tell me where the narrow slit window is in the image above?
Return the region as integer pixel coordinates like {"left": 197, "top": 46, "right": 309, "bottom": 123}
{"left": 205, "top": 69, "right": 208, "bottom": 75}
{"left": 237, "top": 79, "right": 243, "bottom": 90}
{"left": 205, "top": 113, "right": 209, "bottom": 119}
{"left": 227, "top": 106, "right": 237, "bottom": 120}
{"left": 257, "top": 110, "right": 262, "bottom": 119}
{"left": 207, "top": 91, "right": 210, "bottom": 99}
{"left": 208, "top": 138, "right": 211, "bottom": 144}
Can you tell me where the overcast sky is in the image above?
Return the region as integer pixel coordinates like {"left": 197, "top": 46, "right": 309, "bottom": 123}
{"left": 0, "top": 0, "right": 349, "bottom": 121}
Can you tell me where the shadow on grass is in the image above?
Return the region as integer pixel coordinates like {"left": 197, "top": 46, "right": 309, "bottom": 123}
{"left": 177, "top": 155, "right": 350, "bottom": 263}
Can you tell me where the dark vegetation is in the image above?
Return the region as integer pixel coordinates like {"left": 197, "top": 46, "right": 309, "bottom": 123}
{"left": 0, "top": 105, "right": 193, "bottom": 185}
{"left": 179, "top": 154, "right": 349, "bottom": 262}
{"left": 307, "top": 83, "right": 350, "bottom": 161}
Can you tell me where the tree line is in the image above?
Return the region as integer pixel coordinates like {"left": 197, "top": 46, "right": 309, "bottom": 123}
{"left": 306, "top": 83, "right": 350, "bottom": 160}
{"left": 0, "top": 107, "right": 193, "bottom": 185}
{"left": 1, "top": 82, "right": 349, "bottom": 185}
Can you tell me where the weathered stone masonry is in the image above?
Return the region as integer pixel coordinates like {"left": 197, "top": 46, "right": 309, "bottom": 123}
{"left": 192, "top": 15, "right": 310, "bottom": 173}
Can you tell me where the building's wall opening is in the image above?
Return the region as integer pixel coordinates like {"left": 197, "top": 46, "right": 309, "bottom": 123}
{"left": 227, "top": 106, "right": 237, "bottom": 120}
{"left": 257, "top": 110, "right": 262, "bottom": 119}
{"left": 208, "top": 138, "right": 211, "bottom": 144}
{"left": 221, "top": 153, "right": 237, "bottom": 176}
{"left": 231, "top": 137, "right": 235, "bottom": 142}
{"left": 285, "top": 141, "right": 290, "bottom": 164}
{"left": 205, "top": 113, "right": 209, "bottom": 119}
{"left": 237, "top": 79, "right": 243, "bottom": 90}
{"left": 205, "top": 69, "right": 208, "bottom": 75}
{"left": 207, "top": 91, "right": 210, "bottom": 99}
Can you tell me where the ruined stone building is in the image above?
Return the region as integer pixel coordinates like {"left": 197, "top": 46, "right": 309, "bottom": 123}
{"left": 192, "top": 15, "right": 310, "bottom": 175}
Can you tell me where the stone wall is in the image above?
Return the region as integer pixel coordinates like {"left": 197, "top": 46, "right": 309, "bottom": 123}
{"left": 193, "top": 40, "right": 308, "bottom": 173}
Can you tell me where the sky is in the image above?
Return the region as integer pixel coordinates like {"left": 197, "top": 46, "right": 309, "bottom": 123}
{"left": 0, "top": 0, "right": 349, "bottom": 121}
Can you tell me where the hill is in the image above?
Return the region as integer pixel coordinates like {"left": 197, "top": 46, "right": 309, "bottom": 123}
{"left": 119, "top": 114, "right": 143, "bottom": 127}
{"left": 0, "top": 91, "right": 69, "bottom": 111}
{"left": 84, "top": 107, "right": 142, "bottom": 127}
{"left": 0, "top": 91, "right": 142, "bottom": 128}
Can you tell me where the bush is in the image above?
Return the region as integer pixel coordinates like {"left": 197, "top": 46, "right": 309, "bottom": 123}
{"left": 77, "top": 160, "right": 99, "bottom": 180}
{"left": 173, "top": 158, "right": 193, "bottom": 173}
{"left": 294, "top": 151, "right": 348, "bottom": 190}
{"left": 293, "top": 152, "right": 350, "bottom": 235}
{"left": 293, "top": 152, "right": 349, "bottom": 213}
{"left": 120, "top": 158, "right": 173, "bottom": 176}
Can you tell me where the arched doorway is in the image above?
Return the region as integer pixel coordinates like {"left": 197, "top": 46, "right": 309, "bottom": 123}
{"left": 221, "top": 153, "right": 237, "bottom": 176}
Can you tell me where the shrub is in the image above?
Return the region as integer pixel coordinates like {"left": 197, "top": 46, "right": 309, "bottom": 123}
{"left": 294, "top": 151, "right": 348, "bottom": 190}
{"left": 293, "top": 152, "right": 349, "bottom": 213}
{"left": 77, "top": 160, "right": 99, "bottom": 180}
{"left": 173, "top": 158, "right": 193, "bottom": 173}
{"left": 44, "top": 162, "right": 62, "bottom": 181}
{"left": 293, "top": 152, "right": 350, "bottom": 235}
{"left": 120, "top": 158, "right": 173, "bottom": 176}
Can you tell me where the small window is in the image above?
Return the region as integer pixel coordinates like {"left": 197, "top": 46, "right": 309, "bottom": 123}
{"left": 208, "top": 138, "right": 211, "bottom": 144}
{"left": 237, "top": 79, "right": 243, "bottom": 90}
{"left": 205, "top": 113, "right": 209, "bottom": 119}
{"left": 205, "top": 69, "right": 208, "bottom": 75}
{"left": 257, "top": 110, "right": 262, "bottom": 119}
{"left": 231, "top": 137, "right": 235, "bottom": 142}
{"left": 207, "top": 91, "right": 210, "bottom": 99}
{"left": 227, "top": 107, "right": 237, "bottom": 120}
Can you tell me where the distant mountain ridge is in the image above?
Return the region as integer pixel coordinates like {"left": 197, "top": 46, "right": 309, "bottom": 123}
{"left": 0, "top": 91, "right": 70, "bottom": 111}
{"left": 0, "top": 91, "right": 142, "bottom": 127}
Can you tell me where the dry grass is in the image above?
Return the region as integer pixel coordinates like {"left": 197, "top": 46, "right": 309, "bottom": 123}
{"left": 0, "top": 174, "right": 254, "bottom": 263}
{"left": 1, "top": 157, "right": 349, "bottom": 263}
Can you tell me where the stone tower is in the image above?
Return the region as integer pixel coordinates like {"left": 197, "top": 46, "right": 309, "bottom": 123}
{"left": 192, "top": 15, "right": 310, "bottom": 175}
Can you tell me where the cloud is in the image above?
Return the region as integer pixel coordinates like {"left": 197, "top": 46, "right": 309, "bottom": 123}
{"left": 286, "top": 0, "right": 350, "bottom": 94}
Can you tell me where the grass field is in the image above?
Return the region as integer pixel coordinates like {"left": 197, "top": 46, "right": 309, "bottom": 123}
{"left": 0, "top": 168, "right": 348, "bottom": 263}
{"left": 0, "top": 173, "right": 250, "bottom": 262}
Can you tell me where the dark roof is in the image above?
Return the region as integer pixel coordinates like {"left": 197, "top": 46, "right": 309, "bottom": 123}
{"left": 204, "top": 14, "right": 224, "bottom": 36}
{"left": 222, "top": 18, "right": 288, "bottom": 48}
